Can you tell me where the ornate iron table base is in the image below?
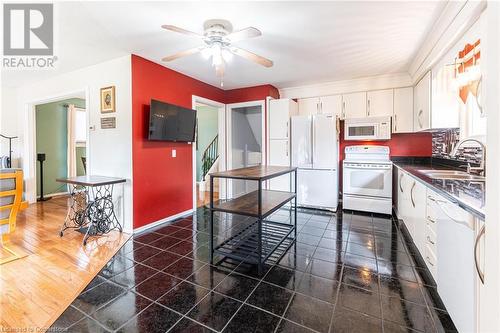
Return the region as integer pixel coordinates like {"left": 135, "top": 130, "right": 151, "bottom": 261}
{"left": 57, "top": 176, "right": 125, "bottom": 245}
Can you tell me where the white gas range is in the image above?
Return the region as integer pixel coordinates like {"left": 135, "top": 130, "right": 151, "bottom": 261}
{"left": 342, "top": 145, "right": 393, "bottom": 214}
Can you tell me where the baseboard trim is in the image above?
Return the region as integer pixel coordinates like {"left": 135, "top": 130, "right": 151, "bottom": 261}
{"left": 37, "top": 191, "right": 69, "bottom": 199}
{"left": 133, "top": 209, "right": 194, "bottom": 235}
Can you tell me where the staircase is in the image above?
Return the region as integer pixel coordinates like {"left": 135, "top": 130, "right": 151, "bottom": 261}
{"left": 201, "top": 135, "right": 218, "bottom": 181}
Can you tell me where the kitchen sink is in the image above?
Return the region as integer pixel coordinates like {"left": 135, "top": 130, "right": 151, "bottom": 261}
{"left": 417, "top": 169, "right": 485, "bottom": 181}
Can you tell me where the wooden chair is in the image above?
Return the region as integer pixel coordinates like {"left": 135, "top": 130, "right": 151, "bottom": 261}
{"left": 0, "top": 169, "right": 25, "bottom": 264}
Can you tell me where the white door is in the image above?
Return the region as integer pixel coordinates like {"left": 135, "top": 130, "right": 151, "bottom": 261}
{"left": 298, "top": 97, "right": 319, "bottom": 116}
{"left": 312, "top": 114, "right": 337, "bottom": 170}
{"left": 393, "top": 87, "right": 414, "bottom": 133}
{"left": 342, "top": 92, "right": 367, "bottom": 119}
{"left": 367, "top": 89, "right": 394, "bottom": 117}
{"left": 319, "top": 95, "right": 342, "bottom": 117}
{"left": 269, "top": 139, "right": 290, "bottom": 191}
{"left": 436, "top": 197, "right": 476, "bottom": 333}
{"left": 408, "top": 178, "right": 427, "bottom": 253}
{"left": 297, "top": 169, "right": 337, "bottom": 209}
{"left": 269, "top": 99, "right": 292, "bottom": 140}
{"left": 291, "top": 116, "right": 312, "bottom": 168}
{"left": 414, "top": 71, "right": 431, "bottom": 131}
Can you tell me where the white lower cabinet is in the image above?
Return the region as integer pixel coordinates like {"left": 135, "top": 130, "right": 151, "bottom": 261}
{"left": 408, "top": 179, "right": 427, "bottom": 254}
{"left": 395, "top": 171, "right": 479, "bottom": 333}
{"left": 432, "top": 191, "right": 477, "bottom": 333}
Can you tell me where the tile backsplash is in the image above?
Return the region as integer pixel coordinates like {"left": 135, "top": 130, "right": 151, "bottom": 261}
{"left": 432, "top": 128, "right": 483, "bottom": 165}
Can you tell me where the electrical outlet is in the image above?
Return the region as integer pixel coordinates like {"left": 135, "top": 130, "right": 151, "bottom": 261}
{"left": 172, "top": 149, "right": 176, "bottom": 158}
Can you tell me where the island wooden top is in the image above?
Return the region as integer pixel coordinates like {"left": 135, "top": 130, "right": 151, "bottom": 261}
{"left": 56, "top": 175, "right": 126, "bottom": 187}
{"left": 212, "top": 190, "right": 296, "bottom": 217}
{"left": 209, "top": 165, "right": 297, "bottom": 181}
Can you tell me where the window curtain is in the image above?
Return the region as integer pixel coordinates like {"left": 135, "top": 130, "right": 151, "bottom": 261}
{"left": 67, "top": 104, "right": 77, "bottom": 178}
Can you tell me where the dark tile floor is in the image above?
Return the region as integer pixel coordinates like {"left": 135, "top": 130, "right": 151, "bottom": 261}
{"left": 51, "top": 207, "right": 457, "bottom": 333}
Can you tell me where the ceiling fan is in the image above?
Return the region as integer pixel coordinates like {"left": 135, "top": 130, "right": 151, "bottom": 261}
{"left": 161, "top": 19, "right": 273, "bottom": 86}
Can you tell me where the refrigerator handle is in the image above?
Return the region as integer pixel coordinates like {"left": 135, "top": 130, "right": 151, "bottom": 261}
{"left": 311, "top": 116, "right": 315, "bottom": 167}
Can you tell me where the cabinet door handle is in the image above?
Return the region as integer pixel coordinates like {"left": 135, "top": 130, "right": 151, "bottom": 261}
{"left": 285, "top": 143, "right": 288, "bottom": 157}
{"left": 342, "top": 101, "right": 346, "bottom": 118}
{"left": 426, "top": 256, "right": 435, "bottom": 266}
{"left": 418, "top": 109, "right": 423, "bottom": 128}
{"left": 427, "top": 216, "right": 436, "bottom": 223}
{"left": 394, "top": 114, "right": 398, "bottom": 132}
{"left": 474, "top": 224, "right": 485, "bottom": 284}
{"left": 286, "top": 121, "right": 289, "bottom": 138}
{"left": 367, "top": 99, "right": 370, "bottom": 116}
{"left": 410, "top": 181, "right": 416, "bottom": 208}
{"left": 320, "top": 101, "right": 323, "bottom": 114}
{"left": 427, "top": 236, "right": 435, "bottom": 245}
{"left": 399, "top": 173, "right": 404, "bottom": 193}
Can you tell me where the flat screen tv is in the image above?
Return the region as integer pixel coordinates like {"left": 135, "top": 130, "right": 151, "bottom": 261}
{"left": 148, "top": 99, "right": 197, "bottom": 142}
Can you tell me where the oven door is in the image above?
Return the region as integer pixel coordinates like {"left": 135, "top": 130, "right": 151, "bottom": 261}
{"left": 344, "top": 122, "right": 379, "bottom": 141}
{"left": 343, "top": 163, "right": 392, "bottom": 198}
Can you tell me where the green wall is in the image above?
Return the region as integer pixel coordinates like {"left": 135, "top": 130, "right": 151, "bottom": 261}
{"left": 76, "top": 146, "right": 86, "bottom": 176}
{"left": 196, "top": 105, "right": 218, "bottom": 182}
{"left": 35, "top": 98, "right": 85, "bottom": 196}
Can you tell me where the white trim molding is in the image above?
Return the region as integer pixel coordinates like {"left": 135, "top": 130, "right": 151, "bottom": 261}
{"left": 279, "top": 73, "right": 412, "bottom": 99}
{"left": 132, "top": 209, "right": 193, "bottom": 234}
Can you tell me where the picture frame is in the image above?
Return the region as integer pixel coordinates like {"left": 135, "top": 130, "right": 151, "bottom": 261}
{"left": 100, "top": 86, "right": 115, "bottom": 113}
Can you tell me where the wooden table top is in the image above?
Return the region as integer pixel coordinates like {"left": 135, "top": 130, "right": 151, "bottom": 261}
{"left": 209, "top": 165, "right": 297, "bottom": 181}
{"left": 56, "top": 175, "right": 126, "bottom": 187}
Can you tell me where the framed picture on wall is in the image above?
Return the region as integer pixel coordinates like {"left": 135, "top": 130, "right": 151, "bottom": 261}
{"left": 100, "top": 86, "right": 115, "bottom": 113}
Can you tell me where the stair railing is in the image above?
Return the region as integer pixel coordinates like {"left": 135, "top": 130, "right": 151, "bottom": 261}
{"left": 201, "top": 135, "right": 218, "bottom": 181}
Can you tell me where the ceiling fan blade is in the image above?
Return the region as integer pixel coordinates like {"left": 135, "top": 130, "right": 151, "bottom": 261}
{"left": 161, "top": 47, "right": 203, "bottom": 62}
{"left": 227, "top": 27, "right": 262, "bottom": 42}
{"left": 161, "top": 25, "right": 203, "bottom": 38}
{"left": 230, "top": 47, "right": 273, "bottom": 67}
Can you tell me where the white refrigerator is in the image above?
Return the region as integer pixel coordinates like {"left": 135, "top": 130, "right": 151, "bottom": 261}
{"left": 291, "top": 114, "right": 338, "bottom": 211}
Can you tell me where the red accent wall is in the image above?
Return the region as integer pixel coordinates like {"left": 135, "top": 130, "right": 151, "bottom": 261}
{"left": 225, "top": 85, "right": 280, "bottom": 104}
{"left": 131, "top": 55, "right": 279, "bottom": 229}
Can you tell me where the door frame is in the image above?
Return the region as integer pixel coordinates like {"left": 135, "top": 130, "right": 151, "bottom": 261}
{"left": 191, "top": 95, "right": 226, "bottom": 210}
{"left": 226, "top": 100, "right": 266, "bottom": 198}
{"left": 24, "top": 87, "right": 90, "bottom": 203}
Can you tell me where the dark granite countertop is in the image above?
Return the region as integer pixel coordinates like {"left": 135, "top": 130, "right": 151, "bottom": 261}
{"left": 392, "top": 157, "right": 485, "bottom": 220}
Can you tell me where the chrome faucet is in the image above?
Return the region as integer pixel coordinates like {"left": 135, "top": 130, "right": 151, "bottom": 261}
{"left": 450, "top": 138, "right": 486, "bottom": 176}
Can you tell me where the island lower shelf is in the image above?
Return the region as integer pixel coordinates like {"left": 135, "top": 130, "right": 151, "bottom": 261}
{"left": 211, "top": 189, "right": 296, "bottom": 218}
{"left": 214, "top": 219, "right": 295, "bottom": 265}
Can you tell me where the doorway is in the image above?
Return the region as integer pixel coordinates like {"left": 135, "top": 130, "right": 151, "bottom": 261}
{"left": 34, "top": 96, "right": 87, "bottom": 200}
{"left": 192, "top": 96, "right": 226, "bottom": 209}
{"left": 226, "top": 101, "right": 265, "bottom": 198}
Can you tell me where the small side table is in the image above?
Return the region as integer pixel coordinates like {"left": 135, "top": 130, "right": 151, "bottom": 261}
{"left": 56, "top": 175, "right": 126, "bottom": 245}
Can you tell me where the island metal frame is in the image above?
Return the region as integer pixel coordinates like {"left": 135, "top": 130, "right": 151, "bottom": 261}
{"left": 209, "top": 166, "right": 297, "bottom": 275}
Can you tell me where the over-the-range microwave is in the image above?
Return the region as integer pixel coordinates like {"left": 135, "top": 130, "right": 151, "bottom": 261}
{"left": 344, "top": 116, "right": 391, "bottom": 141}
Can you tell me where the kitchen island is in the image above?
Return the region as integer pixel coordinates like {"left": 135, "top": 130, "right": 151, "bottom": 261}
{"left": 209, "top": 165, "right": 297, "bottom": 275}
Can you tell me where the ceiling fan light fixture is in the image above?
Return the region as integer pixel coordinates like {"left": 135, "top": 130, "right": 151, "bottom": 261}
{"left": 222, "top": 48, "right": 233, "bottom": 62}
{"left": 211, "top": 43, "right": 223, "bottom": 67}
{"left": 201, "top": 47, "right": 212, "bottom": 59}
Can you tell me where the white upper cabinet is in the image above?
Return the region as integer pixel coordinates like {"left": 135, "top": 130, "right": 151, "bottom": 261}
{"left": 319, "top": 95, "right": 342, "bottom": 117}
{"left": 297, "top": 97, "right": 319, "bottom": 116}
{"left": 367, "top": 89, "right": 393, "bottom": 117}
{"left": 342, "top": 92, "right": 367, "bottom": 119}
{"left": 393, "top": 87, "right": 414, "bottom": 133}
{"left": 269, "top": 99, "right": 298, "bottom": 140}
{"left": 298, "top": 95, "right": 342, "bottom": 117}
{"left": 414, "top": 71, "right": 431, "bottom": 131}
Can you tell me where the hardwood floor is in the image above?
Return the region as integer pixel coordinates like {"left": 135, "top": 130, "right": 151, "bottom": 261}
{"left": 196, "top": 186, "right": 219, "bottom": 207}
{"left": 0, "top": 196, "right": 129, "bottom": 331}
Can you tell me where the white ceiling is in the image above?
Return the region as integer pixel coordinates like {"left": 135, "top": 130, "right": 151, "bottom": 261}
{"left": 2, "top": 1, "right": 446, "bottom": 89}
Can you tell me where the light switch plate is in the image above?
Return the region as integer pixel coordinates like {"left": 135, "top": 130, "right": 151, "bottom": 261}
{"left": 172, "top": 149, "right": 176, "bottom": 158}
